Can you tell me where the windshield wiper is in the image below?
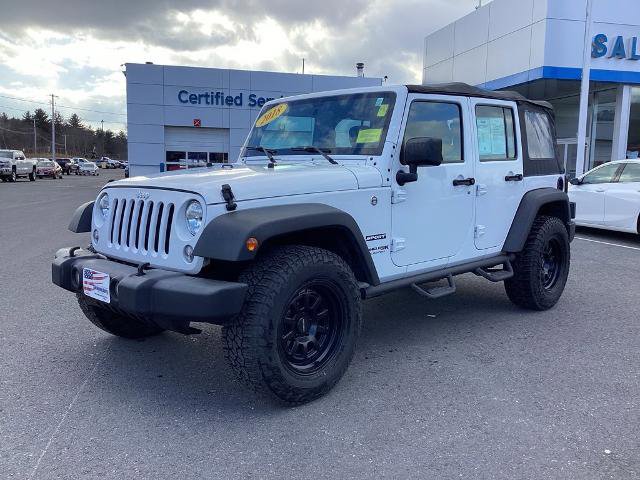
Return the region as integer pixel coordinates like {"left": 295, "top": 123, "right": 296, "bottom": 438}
{"left": 244, "top": 146, "right": 278, "bottom": 167}
{"left": 291, "top": 146, "right": 338, "bottom": 165}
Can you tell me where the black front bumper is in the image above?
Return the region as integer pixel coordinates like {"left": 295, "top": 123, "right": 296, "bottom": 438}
{"left": 52, "top": 248, "right": 247, "bottom": 327}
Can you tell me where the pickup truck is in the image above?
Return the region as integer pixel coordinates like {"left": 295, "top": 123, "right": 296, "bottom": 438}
{"left": 0, "top": 150, "right": 38, "bottom": 182}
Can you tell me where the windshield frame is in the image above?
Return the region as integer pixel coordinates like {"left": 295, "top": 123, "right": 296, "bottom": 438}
{"left": 242, "top": 91, "right": 397, "bottom": 159}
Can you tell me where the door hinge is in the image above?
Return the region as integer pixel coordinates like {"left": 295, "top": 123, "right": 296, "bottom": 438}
{"left": 391, "top": 189, "right": 407, "bottom": 204}
{"left": 474, "top": 225, "right": 486, "bottom": 238}
{"left": 391, "top": 237, "right": 406, "bottom": 252}
{"left": 476, "top": 184, "right": 488, "bottom": 196}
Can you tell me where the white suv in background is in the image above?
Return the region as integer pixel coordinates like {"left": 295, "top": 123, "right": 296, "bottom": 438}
{"left": 569, "top": 160, "right": 640, "bottom": 235}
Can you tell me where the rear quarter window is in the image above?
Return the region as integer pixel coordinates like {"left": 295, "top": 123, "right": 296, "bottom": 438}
{"left": 524, "top": 111, "right": 555, "bottom": 159}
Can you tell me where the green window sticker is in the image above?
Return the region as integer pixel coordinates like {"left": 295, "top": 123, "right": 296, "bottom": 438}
{"left": 356, "top": 128, "right": 382, "bottom": 144}
{"left": 377, "top": 104, "right": 389, "bottom": 117}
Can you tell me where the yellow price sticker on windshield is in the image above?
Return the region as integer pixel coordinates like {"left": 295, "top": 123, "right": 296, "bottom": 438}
{"left": 377, "top": 104, "right": 389, "bottom": 117}
{"left": 255, "top": 103, "right": 288, "bottom": 128}
{"left": 356, "top": 128, "right": 382, "bottom": 144}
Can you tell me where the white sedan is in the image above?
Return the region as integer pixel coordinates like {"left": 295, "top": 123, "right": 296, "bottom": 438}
{"left": 78, "top": 161, "right": 99, "bottom": 176}
{"left": 569, "top": 160, "right": 640, "bottom": 235}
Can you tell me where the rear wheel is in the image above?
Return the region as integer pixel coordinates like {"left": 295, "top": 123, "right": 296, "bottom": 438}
{"left": 223, "top": 245, "right": 362, "bottom": 405}
{"left": 9, "top": 170, "right": 16, "bottom": 182}
{"left": 76, "top": 293, "right": 164, "bottom": 339}
{"left": 29, "top": 169, "right": 36, "bottom": 181}
{"left": 505, "top": 215, "right": 570, "bottom": 311}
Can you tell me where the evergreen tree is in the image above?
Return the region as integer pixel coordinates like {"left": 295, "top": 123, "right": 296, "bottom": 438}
{"left": 33, "top": 108, "right": 50, "bottom": 130}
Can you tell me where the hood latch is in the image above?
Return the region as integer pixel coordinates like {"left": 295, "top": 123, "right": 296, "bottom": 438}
{"left": 221, "top": 184, "right": 237, "bottom": 211}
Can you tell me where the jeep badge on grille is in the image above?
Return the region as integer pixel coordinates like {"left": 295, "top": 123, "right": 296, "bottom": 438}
{"left": 136, "top": 191, "right": 150, "bottom": 200}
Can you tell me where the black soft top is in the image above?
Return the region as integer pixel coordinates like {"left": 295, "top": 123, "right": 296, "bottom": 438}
{"left": 406, "top": 83, "right": 552, "bottom": 110}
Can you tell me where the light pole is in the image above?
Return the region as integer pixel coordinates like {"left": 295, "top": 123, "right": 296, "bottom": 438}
{"left": 101, "top": 119, "right": 104, "bottom": 157}
{"left": 33, "top": 118, "right": 36, "bottom": 155}
{"left": 575, "top": 0, "right": 594, "bottom": 177}
{"left": 50, "top": 94, "right": 56, "bottom": 163}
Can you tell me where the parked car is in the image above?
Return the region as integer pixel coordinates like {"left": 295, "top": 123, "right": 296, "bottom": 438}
{"left": 0, "top": 149, "right": 38, "bottom": 182}
{"left": 124, "top": 164, "right": 129, "bottom": 178}
{"left": 97, "top": 156, "right": 121, "bottom": 169}
{"left": 54, "top": 83, "right": 575, "bottom": 404}
{"left": 78, "top": 161, "right": 99, "bottom": 176}
{"left": 569, "top": 159, "right": 640, "bottom": 235}
{"left": 36, "top": 159, "right": 63, "bottom": 179}
{"left": 71, "top": 157, "right": 88, "bottom": 175}
{"left": 54, "top": 157, "right": 76, "bottom": 175}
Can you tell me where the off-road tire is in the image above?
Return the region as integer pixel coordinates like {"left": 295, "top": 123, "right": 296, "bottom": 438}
{"left": 76, "top": 292, "right": 164, "bottom": 339}
{"left": 223, "top": 245, "right": 362, "bottom": 405}
{"left": 505, "top": 215, "right": 570, "bottom": 311}
{"left": 29, "top": 169, "right": 36, "bottom": 181}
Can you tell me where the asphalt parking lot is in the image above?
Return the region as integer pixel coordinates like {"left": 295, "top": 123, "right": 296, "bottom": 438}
{"left": 1, "top": 169, "right": 639, "bottom": 479}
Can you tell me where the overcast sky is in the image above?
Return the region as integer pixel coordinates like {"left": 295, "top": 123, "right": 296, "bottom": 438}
{"left": 0, "top": 0, "right": 478, "bottom": 131}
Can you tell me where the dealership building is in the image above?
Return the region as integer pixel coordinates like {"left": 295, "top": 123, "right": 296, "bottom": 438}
{"left": 424, "top": 0, "right": 640, "bottom": 176}
{"left": 126, "top": 63, "right": 381, "bottom": 175}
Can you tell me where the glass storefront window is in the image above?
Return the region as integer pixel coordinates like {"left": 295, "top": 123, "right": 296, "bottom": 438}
{"left": 627, "top": 87, "right": 640, "bottom": 159}
{"left": 588, "top": 88, "right": 616, "bottom": 170}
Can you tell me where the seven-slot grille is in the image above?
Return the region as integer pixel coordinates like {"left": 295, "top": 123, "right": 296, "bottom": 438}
{"left": 108, "top": 197, "right": 175, "bottom": 256}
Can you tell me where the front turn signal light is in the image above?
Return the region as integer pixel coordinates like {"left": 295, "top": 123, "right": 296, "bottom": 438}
{"left": 246, "top": 237, "right": 259, "bottom": 252}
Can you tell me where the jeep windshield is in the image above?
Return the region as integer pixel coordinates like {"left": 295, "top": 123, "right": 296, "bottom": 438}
{"left": 242, "top": 92, "right": 396, "bottom": 159}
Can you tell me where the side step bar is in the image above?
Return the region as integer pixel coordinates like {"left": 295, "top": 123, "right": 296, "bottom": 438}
{"left": 474, "top": 259, "right": 514, "bottom": 282}
{"left": 363, "top": 254, "right": 514, "bottom": 299}
{"left": 411, "top": 274, "right": 456, "bottom": 299}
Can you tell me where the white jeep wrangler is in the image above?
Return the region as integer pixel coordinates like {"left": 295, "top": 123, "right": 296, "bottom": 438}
{"left": 53, "top": 84, "right": 575, "bottom": 404}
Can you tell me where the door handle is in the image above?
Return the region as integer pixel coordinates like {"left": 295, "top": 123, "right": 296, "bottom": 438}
{"left": 595, "top": 189, "right": 606, "bottom": 193}
{"left": 453, "top": 177, "right": 475, "bottom": 187}
{"left": 505, "top": 174, "right": 523, "bottom": 182}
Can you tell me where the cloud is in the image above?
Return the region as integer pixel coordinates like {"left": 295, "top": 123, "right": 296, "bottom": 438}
{"left": 0, "top": 0, "right": 478, "bottom": 130}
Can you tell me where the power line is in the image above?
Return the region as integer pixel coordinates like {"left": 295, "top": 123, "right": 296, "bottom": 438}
{"left": 0, "top": 93, "right": 126, "bottom": 116}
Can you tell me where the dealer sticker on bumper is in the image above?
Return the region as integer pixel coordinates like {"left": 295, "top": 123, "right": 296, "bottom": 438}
{"left": 82, "top": 268, "right": 111, "bottom": 304}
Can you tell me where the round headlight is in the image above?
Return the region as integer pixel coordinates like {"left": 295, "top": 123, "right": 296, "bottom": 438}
{"left": 98, "top": 193, "right": 110, "bottom": 219}
{"left": 185, "top": 200, "right": 203, "bottom": 236}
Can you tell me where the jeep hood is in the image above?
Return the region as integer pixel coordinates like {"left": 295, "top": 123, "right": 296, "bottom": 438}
{"left": 112, "top": 163, "right": 382, "bottom": 204}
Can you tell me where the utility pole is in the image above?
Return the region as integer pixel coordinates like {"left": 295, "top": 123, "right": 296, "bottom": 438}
{"left": 33, "top": 118, "right": 37, "bottom": 155}
{"left": 302, "top": 58, "right": 305, "bottom": 74}
{"left": 101, "top": 120, "right": 104, "bottom": 156}
{"left": 576, "top": 0, "right": 594, "bottom": 177}
{"left": 64, "top": 134, "right": 67, "bottom": 155}
{"left": 50, "top": 94, "right": 56, "bottom": 162}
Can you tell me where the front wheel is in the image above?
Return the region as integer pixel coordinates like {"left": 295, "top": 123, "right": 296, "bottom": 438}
{"left": 505, "top": 215, "right": 570, "bottom": 311}
{"left": 223, "top": 245, "right": 362, "bottom": 405}
{"left": 29, "top": 170, "right": 36, "bottom": 181}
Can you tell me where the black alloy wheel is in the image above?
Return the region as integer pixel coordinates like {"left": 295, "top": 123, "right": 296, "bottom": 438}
{"left": 541, "top": 238, "right": 561, "bottom": 290}
{"left": 279, "top": 281, "right": 345, "bottom": 375}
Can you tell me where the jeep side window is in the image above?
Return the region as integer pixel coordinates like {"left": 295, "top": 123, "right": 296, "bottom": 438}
{"left": 403, "top": 102, "right": 463, "bottom": 163}
{"left": 524, "top": 111, "right": 555, "bottom": 159}
{"left": 475, "top": 106, "right": 517, "bottom": 161}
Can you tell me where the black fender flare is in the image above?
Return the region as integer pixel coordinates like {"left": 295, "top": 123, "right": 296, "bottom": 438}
{"left": 503, "top": 188, "right": 572, "bottom": 253}
{"left": 68, "top": 201, "right": 94, "bottom": 233}
{"left": 193, "top": 203, "right": 380, "bottom": 285}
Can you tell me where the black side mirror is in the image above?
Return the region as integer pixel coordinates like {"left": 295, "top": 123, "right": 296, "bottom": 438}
{"left": 397, "top": 137, "right": 443, "bottom": 186}
{"left": 569, "top": 177, "right": 582, "bottom": 185}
